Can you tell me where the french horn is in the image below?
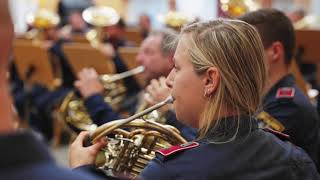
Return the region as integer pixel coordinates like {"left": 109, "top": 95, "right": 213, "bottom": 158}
{"left": 58, "top": 66, "right": 144, "bottom": 132}
{"left": 82, "top": 6, "right": 120, "bottom": 48}
{"left": 89, "top": 96, "right": 187, "bottom": 178}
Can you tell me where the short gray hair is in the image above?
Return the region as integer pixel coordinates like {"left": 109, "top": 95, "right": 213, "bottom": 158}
{"left": 149, "top": 29, "right": 178, "bottom": 56}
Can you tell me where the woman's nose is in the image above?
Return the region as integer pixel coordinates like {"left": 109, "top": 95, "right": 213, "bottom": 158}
{"left": 165, "top": 69, "right": 175, "bottom": 88}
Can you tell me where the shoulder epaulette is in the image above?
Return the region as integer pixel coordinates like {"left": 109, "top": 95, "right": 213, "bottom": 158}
{"left": 276, "top": 87, "right": 295, "bottom": 99}
{"left": 263, "top": 127, "right": 290, "bottom": 141}
{"left": 156, "top": 142, "right": 199, "bottom": 158}
{"left": 257, "top": 111, "right": 285, "bottom": 132}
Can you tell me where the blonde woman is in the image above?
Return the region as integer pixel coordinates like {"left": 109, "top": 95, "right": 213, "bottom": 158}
{"left": 139, "top": 19, "right": 319, "bottom": 179}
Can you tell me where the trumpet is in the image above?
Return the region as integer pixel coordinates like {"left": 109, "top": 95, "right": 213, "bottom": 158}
{"left": 58, "top": 66, "right": 144, "bottom": 132}
{"left": 89, "top": 96, "right": 187, "bottom": 178}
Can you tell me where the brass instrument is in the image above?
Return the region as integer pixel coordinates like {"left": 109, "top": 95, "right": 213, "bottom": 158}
{"left": 158, "top": 11, "right": 195, "bottom": 31}
{"left": 90, "top": 96, "right": 187, "bottom": 178}
{"left": 25, "top": 9, "right": 60, "bottom": 41}
{"left": 220, "top": 0, "right": 260, "bottom": 18}
{"left": 82, "top": 6, "right": 120, "bottom": 48}
{"left": 17, "top": 8, "right": 63, "bottom": 90}
{"left": 58, "top": 66, "right": 145, "bottom": 132}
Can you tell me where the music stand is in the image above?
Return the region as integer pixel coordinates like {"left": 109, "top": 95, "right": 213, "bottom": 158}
{"left": 295, "top": 29, "right": 320, "bottom": 86}
{"left": 118, "top": 47, "right": 145, "bottom": 87}
{"left": 290, "top": 59, "right": 308, "bottom": 95}
{"left": 13, "top": 39, "right": 61, "bottom": 131}
{"left": 71, "top": 34, "right": 89, "bottom": 43}
{"left": 62, "top": 43, "right": 116, "bottom": 75}
{"left": 295, "top": 29, "right": 320, "bottom": 63}
{"left": 13, "top": 39, "right": 60, "bottom": 90}
{"left": 124, "top": 27, "right": 143, "bottom": 45}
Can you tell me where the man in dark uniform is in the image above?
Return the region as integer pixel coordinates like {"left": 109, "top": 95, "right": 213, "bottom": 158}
{"left": 93, "top": 17, "right": 141, "bottom": 96}
{"left": 75, "top": 29, "right": 196, "bottom": 141}
{"left": 239, "top": 9, "right": 320, "bottom": 169}
{"left": 0, "top": 1, "right": 103, "bottom": 179}
{"left": 10, "top": 24, "right": 77, "bottom": 141}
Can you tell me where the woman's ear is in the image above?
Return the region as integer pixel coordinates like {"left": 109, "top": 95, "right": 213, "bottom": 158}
{"left": 203, "top": 67, "right": 220, "bottom": 97}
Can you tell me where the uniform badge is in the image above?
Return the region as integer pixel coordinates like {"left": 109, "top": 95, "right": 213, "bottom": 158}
{"left": 157, "top": 142, "right": 199, "bottom": 157}
{"left": 276, "top": 87, "right": 295, "bottom": 98}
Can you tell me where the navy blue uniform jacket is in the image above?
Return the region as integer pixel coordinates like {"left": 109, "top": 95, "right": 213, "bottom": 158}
{"left": 262, "top": 74, "right": 320, "bottom": 167}
{"left": 0, "top": 130, "right": 101, "bottom": 180}
{"left": 140, "top": 116, "right": 319, "bottom": 180}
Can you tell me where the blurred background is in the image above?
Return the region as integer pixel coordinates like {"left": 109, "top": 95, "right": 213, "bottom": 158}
{"left": 7, "top": 0, "right": 320, "bottom": 167}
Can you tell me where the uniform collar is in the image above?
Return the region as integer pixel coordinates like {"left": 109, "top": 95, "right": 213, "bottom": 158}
{"left": 0, "top": 130, "right": 54, "bottom": 169}
{"left": 263, "top": 74, "right": 295, "bottom": 104}
{"left": 199, "top": 115, "right": 258, "bottom": 143}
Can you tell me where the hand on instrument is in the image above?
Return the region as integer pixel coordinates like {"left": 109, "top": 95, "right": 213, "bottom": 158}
{"left": 41, "top": 40, "right": 54, "bottom": 49}
{"left": 145, "top": 77, "right": 173, "bottom": 113}
{"left": 74, "top": 68, "right": 104, "bottom": 98}
{"left": 69, "top": 131, "right": 107, "bottom": 168}
{"left": 99, "top": 43, "right": 115, "bottom": 58}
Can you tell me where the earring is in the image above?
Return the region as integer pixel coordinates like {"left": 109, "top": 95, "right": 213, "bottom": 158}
{"left": 203, "top": 89, "right": 209, "bottom": 98}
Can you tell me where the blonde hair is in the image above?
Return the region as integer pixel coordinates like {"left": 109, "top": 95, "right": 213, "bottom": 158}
{"left": 181, "top": 19, "right": 267, "bottom": 139}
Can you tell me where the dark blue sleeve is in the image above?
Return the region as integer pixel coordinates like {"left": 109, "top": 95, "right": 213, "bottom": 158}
{"left": 265, "top": 100, "right": 320, "bottom": 168}
{"left": 139, "top": 158, "right": 172, "bottom": 180}
{"left": 165, "top": 110, "right": 197, "bottom": 141}
{"left": 73, "top": 164, "right": 107, "bottom": 179}
{"left": 84, "top": 93, "right": 123, "bottom": 126}
{"left": 50, "top": 39, "right": 76, "bottom": 87}
{"left": 113, "top": 53, "right": 141, "bottom": 95}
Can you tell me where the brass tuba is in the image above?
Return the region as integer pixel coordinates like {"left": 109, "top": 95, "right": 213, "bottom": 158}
{"left": 58, "top": 66, "right": 144, "bottom": 132}
{"left": 89, "top": 96, "right": 187, "bottom": 178}
{"left": 82, "top": 6, "right": 120, "bottom": 48}
{"left": 219, "top": 0, "right": 260, "bottom": 18}
{"left": 158, "top": 11, "right": 195, "bottom": 31}
{"left": 25, "top": 8, "right": 61, "bottom": 41}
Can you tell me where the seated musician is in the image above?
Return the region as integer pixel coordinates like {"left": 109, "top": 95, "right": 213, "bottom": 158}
{"left": 70, "top": 19, "right": 319, "bottom": 179}
{"left": 75, "top": 29, "right": 196, "bottom": 140}
{"left": 60, "top": 10, "right": 89, "bottom": 37}
{"left": 239, "top": 9, "right": 320, "bottom": 169}
{"left": 10, "top": 25, "right": 75, "bottom": 141}
{"left": 101, "top": 18, "right": 141, "bottom": 94}
{"left": 138, "top": 14, "right": 152, "bottom": 39}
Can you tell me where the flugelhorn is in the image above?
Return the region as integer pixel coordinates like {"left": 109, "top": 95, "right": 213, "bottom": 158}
{"left": 58, "top": 66, "right": 145, "bottom": 132}
{"left": 88, "top": 96, "right": 187, "bottom": 178}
